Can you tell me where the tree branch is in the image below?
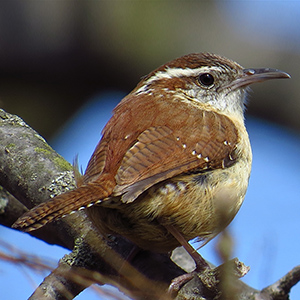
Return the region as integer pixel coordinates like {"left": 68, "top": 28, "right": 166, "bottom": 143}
{"left": 261, "top": 266, "right": 300, "bottom": 300}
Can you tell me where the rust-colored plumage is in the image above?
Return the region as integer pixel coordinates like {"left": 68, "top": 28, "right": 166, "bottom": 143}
{"left": 13, "top": 53, "right": 290, "bottom": 254}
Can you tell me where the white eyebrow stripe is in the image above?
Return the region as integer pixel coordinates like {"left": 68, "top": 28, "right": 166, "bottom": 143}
{"left": 147, "top": 66, "right": 220, "bottom": 83}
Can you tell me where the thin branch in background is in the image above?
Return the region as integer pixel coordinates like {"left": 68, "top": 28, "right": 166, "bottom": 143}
{"left": 0, "top": 240, "right": 129, "bottom": 300}
{"left": 0, "top": 240, "right": 55, "bottom": 272}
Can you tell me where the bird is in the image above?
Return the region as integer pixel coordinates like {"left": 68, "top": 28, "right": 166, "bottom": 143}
{"left": 13, "top": 53, "right": 290, "bottom": 268}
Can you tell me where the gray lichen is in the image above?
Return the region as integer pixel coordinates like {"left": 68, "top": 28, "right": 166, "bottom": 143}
{"left": 47, "top": 171, "right": 77, "bottom": 198}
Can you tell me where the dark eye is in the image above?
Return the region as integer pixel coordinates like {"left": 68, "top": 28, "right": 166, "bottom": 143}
{"left": 198, "top": 73, "right": 214, "bottom": 87}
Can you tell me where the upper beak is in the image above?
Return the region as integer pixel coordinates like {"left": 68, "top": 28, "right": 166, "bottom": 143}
{"left": 224, "top": 68, "right": 291, "bottom": 91}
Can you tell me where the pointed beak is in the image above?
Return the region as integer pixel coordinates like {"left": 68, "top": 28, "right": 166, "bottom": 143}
{"left": 225, "top": 68, "right": 291, "bottom": 91}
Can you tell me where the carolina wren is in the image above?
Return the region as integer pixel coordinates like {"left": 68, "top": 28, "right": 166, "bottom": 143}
{"left": 13, "top": 53, "right": 290, "bottom": 262}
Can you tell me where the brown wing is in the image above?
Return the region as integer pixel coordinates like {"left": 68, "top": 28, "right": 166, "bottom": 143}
{"left": 113, "top": 108, "right": 238, "bottom": 203}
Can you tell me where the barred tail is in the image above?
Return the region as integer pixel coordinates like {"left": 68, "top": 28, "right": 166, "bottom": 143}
{"left": 12, "top": 182, "right": 112, "bottom": 232}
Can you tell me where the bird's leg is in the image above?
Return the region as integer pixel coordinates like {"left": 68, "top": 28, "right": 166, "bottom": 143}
{"left": 165, "top": 224, "right": 210, "bottom": 295}
{"left": 165, "top": 224, "right": 209, "bottom": 271}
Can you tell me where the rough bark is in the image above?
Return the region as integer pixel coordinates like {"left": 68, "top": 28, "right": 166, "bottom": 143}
{"left": 0, "top": 109, "right": 299, "bottom": 300}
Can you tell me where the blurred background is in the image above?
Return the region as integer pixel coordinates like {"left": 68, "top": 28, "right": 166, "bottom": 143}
{"left": 0, "top": 1, "right": 300, "bottom": 299}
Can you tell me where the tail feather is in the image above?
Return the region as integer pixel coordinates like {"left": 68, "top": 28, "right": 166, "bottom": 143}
{"left": 12, "top": 183, "right": 111, "bottom": 232}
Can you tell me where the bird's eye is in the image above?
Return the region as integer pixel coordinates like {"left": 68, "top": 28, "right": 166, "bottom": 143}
{"left": 198, "top": 73, "right": 214, "bottom": 87}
